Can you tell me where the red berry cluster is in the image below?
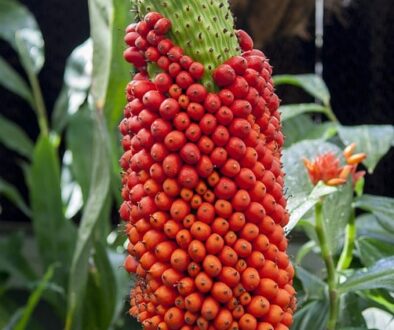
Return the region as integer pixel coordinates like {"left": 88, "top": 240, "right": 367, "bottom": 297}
{"left": 119, "top": 11, "right": 295, "bottom": 330}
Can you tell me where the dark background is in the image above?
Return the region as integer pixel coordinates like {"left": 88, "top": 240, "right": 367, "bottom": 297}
{"left": 1, "top": 0, "right": 393, "bottom": 224}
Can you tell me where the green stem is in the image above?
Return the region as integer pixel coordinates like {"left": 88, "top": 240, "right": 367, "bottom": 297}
{"left": 337, "top": 209, "right": 356, "bottom": 271}
{"left": 28, "top": 71, "right": 49, "bottom": 136}
{"left": 314, "top": 201, "right": 339, "bottom": 330}
{"left": 324, "top": 104, "right": 339, "bottom": 123}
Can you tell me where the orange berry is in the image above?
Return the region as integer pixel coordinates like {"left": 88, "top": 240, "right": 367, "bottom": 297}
{"left": 195, "top": 271, "right": 214, "bottom": 293}
{"left": 247, "top": 296, "right": 270, "bottom": 318}
{"left": 256, "top": 278, "right": 279, "bottom": 299}
{"left": 229, "top": 212, "right": 246, "bottom": 231}
{"left": 240, "top": 223, "right": 259, "bottom": 241}
{"left": 234, "top": 239, "right": 252, "bottom": 257}
{"left": 241, "top": 267, "right": 260, "bottom": 291}
{"left": 206, "top": 233, "right": 225, "bottom": 254}
{"left": 219, "top": 246, "right": 238, "bottom": 266}
{"left": 239, "top": 292, "right": 252, "bottom": 306}
{"left": 185, "top": 292, "right": 204, "bottom": 313}
{"left": 188, "top": 240, "right": 207, "bottom": 262}
{"left": 212, "top": 217, "right": 230, "bottom": 235}
{"left": 212, "top": 281, "right": 233, "bottom": 303}
{"left": 164, "top": 307, "right": 184, "bottom": 330}
{"left": 238, "top": 313, "right": 257, "bottom": 330}
{"left": 219, "top": 266, "right": 241, "bottom": 287}
{"left": 176, "top": 229, "right": 192, "bottom": 249}
{"left": 214, "top": 309, "right": 233, "bottom": 330}
{"left": 177, "top": 277, "right": 195, "bottom": 296}
{"left": 265, "top": 305, "right": 284, "bottom": 325}
{"left": 171, "top": 249, "right": 190, "bottom": 271}
{"left": 203, "top": 254, "right": 223, "bottom": 277}
{"left": 201, "top": 297, "right": 220, "bottom": 320}
{"left": 191, "top": 221, "right": 212, "bottom": 240}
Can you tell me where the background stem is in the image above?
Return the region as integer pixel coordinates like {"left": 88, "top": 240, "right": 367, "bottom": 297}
{"left": 28, "top": 71, "right": 49, "bottom": 136}
{"left": 314, "top": 200, "right": 339, "bottom": 330}
{"left": 337, "top": 209, "right": 356, "bottom": 270}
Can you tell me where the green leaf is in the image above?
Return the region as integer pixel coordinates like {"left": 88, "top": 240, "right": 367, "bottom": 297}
{"left": 13, "top": 264, "right": 55, "bottom": 330}
{"left": 0, "top": 56, "right": 33, "bottom": 104}
{"left": 354, "top": 194, "right": 394, "bottom": 233}
{"left": 52, "top": 39, "right": 92, "bottom": 133}
{"left": 283, "top": 115, "right": 337, "bottom": 147}
{"left": 338, "top": 293, "right": 368, "bottom": 329}
{"left": 106, "top": 0, "right": 133, "bottom": 128}
{"left": 274, "top": 74, "right": 330, "bottom": 105}
{"left": 362, "top": 307, "right": 394, "bottom": 330}
{"left": 66, "top": 105, "right": 95, "bottom": 200}
{"left": 356, "top": 237, "right": 394, "bottom": 267}
{"left": 88, "top": 0, "right": 113, "bottom": 106}
{"left": 0, "top": 114, "right": 34, "bottom": 159}
{"left": 338, "top": 125, "right": 394, "bottom": 173}
{"left": 296, "top": 265, "right": 327, "bottom": 301}
{"left": 322, "top": 180, "right": 353, "bottom": 254}
{"left": 0, "top": 178, "right": 30, "bottom": 216}
{"left": 356, "top": 213, "right": 394, "bottom": 243}
{"left": 81, "top": 243, "right": 116, "bottom": 330}
{"left": 15, "top": 29, "right": 44, "bottom": 75}
{"left": 285, "top": 181, "right": 337, "bottom": 234}
{"left": 293, "top": 300, "right": 329, "bottom": 330}
{"left": 29, "top": 135, "right": 76, "bottom": 284}
{"left": 280, "top": 103, "right": 329, "bottom": 121}
{"left": 0, "top": 0, "right": 40, "bottom": 49}
{"left": 66, "top": 113, "right": 111, "bottom": 330}
{"left": 339, "top": 257, "right": 394, "bottom": 293}
{"left": 0, "top": 232, "right": 37, "bottom": 285}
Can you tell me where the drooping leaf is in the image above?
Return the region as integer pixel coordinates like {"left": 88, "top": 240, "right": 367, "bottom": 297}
{"left": 0, "top": 56, "right": 33, "bottom": 104}
{"left": 81, "top": 243, "right": 116, "bottom": 330}
{"left": 356, "top": 237, "right": 394, "bottom": 267}
{"left": 29, "top": 135, "right": 76, "bottom": 284}
{"left": 0, "top": 0, "right": 39, "bottom": 49}
{"left": 354, "top": 194, "right": 394, "bottom": 233}
{"left": 66, "top": 105, "right": 95, "bottom": 200}
{"left": 66, "top": 113, "right": 111, "bottom": 330}
{"left": 106, "top": 0, "right": 133, "bottom": 128}
{"left": 0, "top": 178, "right": 30, "bottom": 216}
{"left": 52, "top": 39, "right": 92, "bottom": 133}
{"left": 88, "top": 0, "right": 113, "bottom": 106}
{"left": 0, "top": 114, "right": 34, "bottom": 159}
{"left": 285, "top": 181, "right": 337, "bottom": 234}
{"left": 338, "top": 125, "right": 394, "bottom": 173}
{"left": 13, "top": 264, "right": 55, "bottom": 330}
{"left": 15, "top": 29, "right": 44, "bottom": 75}
{"left": 338, "top": 293, "right": 368, "bottom": 329}
{"left": 280, "top": 103, "right": 329, "bottom": 121}
{"left": 339, "top": 257, "right": 394, "bottom": 293}
{"left": 0, "top": 232, "right": 37, "bottom": 285}
{"left": 274, "top": 74, "right": 330, "bottom": 105}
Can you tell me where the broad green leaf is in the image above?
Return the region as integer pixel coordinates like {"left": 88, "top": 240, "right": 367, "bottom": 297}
{"left": 358, "top": 289, "right": 394, "bottom": 315}
{"left": 15, "top": 29, "right": 44, "bottom": 75}
{"left": 362, "top": 307, "right": 394, "bottom": 330}
{"left": 81, "top": 243, "right": 116, "bottom": 330}
{"left": 0, "top": 0, "right": 39, "bottom": 49}
{"left": 274, "top": 74, "right": 330, "bottom": 105}
{"left": 0, "top": 114, "right": 34, "bottom": 159}
{"left": 52, "top": 39, "right": 92, "bottom": 133}
{"left": 338, "top": 293, "right": 368, "bottom": 329}
{"left": 88, "top": 0, "right": 113, "bottom": 105}
{"left": 283, "top": 115, "right": 336, "bottom": 147}
{"left": 285, "top": 182, "right": 337, "bottom": 234}
{"left": 66, "top": 113, "right": 111, "bottom": 330}
{"left": 280, "top": 103, "right": 329, "bottom": 121}
{"left": 355, "top": 194, "right": 394, "bottom": 233}
{"left": 339, "top": 257, "right": 394, "bottom": 293}
{"left": 356, "top": 213, "right": 394, "bottom": 243}
{"left": 13, "top": 265, "right": 55, "bottom": 330}
{"left": 338, "top": 125, "right": 394, "bottom": 173}
{"left": 293, "top": 300, "right": 329, "bottom": 330}
{"left": 323, "top": 180, "right": 353, "bottom": 254}
{"left": 357, "top": 237, "right": 394, "bottom": 267}
{"left": 29, "top": 135, "right": 76, "bottom": 284}
{"left": 0, "top": 232, "right": 37, "bottom": 285}
{"left": 106, "top": 0, "right": 133, "bottom": 128}
{"left": 0, "top": 178, "right": 30, "bottom": 216}
{"left": 66, "top": 105, "right": 95, "bottom": 200}
{"left": 0, "top": 56, "right": 33, "bottom": 104}
{"left": 296, "top": 266, "right": 327, "bottom": 301}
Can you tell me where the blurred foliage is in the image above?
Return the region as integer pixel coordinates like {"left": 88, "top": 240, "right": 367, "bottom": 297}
{"left": 0, "top": 0, "right": 393, "bottom": 329}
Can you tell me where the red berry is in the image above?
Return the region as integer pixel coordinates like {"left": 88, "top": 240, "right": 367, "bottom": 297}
{"left": 159, "top": 98, "right": 180, "bottom": 120}
{"left": 186, "top": 84, "right": 207, "bottom": 103}
{"left": 123, "top": 48, "right": 145, "bottom": 67}
{"left": 154, "top": 18, "right": 172, "bottom": 35}
{"left": 136, "top": 21, "right": 149, "bottom": 36}
{"left": 229, "top": 118, "right": 252, "bottom": 138}
{"left": 146, "top": 30, "right": 163, "bottom": 46}
{"left": 164, "top": 131, "right": 186, "bottom": 151}
{"left": 176, "top": 71, "right": 194, "bottom": 89}
{"left": 204, "top": 93, "right": 221, "bottom": 113}
{"left": 154, "top": 73, "right": 173, "bottom": 93}
{"left": 135, "top": 36, "right": 148, "bottom": 50}
{"left": 151, "top": 118, "right": 172, "bottom": 140}
{"left": 199, "top": 114, "right": 217, "bottom": 135}
{"left": 185, "top": 123, "right": 202, "bottom": 142}
{"left": 236, "top": 29, "right": 254, "bottom": 51}
{"left": 124, "top": 31, "right": 139, "bottom": 46}
{"left": 144, "top": 11, "right": 163, "bottom": 27}
{"left": 180, "top": 55, "right": 193, "bottom": 69}
{"left": 189, "top": 62, "right": 204, "bottom": 80}
{"left": 180, "top": 143, "right": 201, "bottom": 165}
{"left": 157, "top": 56, "right": 170, "bottom": 70}
{"left": 178, "top": 166, "right": 199, "bottom": 189}
{"left": 218, "top": 89, "right": 235, "bottom": 106}
{"left": 169, "top": 62, "right": 182, "bottom": 77}
{"left": 158, "top": 39, "right": 173, "bottom": 54}
{"left": 231, "top": 100, "right": 252, "bottom": 118}
{"left": 225, "top": 56, "right": 248, "bottom": 75}
{"left": 229, "top": 76, "right": 249, "bottom": 99}
{"left": 226, "top": 137, "right": 247, "bottom": 160}
{"left": 143, "top": 90, "right": 165, "bottom": 111}
{"left": 187, "top": 102, "right": 205, "bottom": 121}
{"left": 145, "top": 47, "right": 160, "bottom": 62}
{"left": 168, "top": 46, "right": 183, "bottom": 62}
{"left": 213, "top": 64, "right": 236, "bottom": 87}
{"left": 173, "top": 112, "right": 191, "bottom": 131}
{"left": 216, "top": 106, "right": 234, "bottom": 126}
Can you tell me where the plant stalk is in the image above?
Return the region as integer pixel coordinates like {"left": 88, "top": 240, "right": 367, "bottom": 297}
{"left": 314, "top": 200, "right": 339, "bottom": 330}
{"left": 337, "top": 209, "right": 356, "bottom": 271}
{"left": 324, "top": 104, "right": 339, "bottom": 123}
{"left": 28, "top": 71, "right": 49, "bottom": 136}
